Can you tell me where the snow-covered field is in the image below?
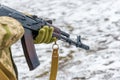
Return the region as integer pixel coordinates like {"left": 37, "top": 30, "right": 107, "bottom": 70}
{"left": 0, "top": 0, "right": 120, "bottom": 80}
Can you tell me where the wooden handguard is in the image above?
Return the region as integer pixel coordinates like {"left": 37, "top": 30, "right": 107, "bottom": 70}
{"left": 21, "top": 29, "right": 40, "bottom": 70}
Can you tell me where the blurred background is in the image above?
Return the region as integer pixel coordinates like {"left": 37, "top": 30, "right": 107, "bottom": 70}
{"left": 0, "top": 0, "right": 120, "bottom": 80}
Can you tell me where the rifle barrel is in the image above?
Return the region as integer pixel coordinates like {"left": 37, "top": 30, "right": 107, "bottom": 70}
{"left": 53, "top": 33, "right": 89, "bottom": 50}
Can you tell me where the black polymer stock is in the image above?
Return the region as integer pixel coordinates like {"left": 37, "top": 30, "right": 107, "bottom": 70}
{"left": 0, "top": 4, "right": 90, "bottom": 70}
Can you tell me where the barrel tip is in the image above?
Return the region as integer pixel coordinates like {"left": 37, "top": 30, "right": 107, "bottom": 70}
{"left": 86, "top": 46, "right": 90, "bottom": 50}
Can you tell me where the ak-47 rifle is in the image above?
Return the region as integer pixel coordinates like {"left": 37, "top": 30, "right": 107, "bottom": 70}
{"left": 0, "top": 4, "right": 89, "bottom": 70}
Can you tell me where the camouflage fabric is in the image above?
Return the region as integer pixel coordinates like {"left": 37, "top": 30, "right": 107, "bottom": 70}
{"left": 0, "top": 16, "right": 24, "bottom": 80}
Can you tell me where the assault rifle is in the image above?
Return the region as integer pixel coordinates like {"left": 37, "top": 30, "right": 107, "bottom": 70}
{"left": 0, "top": 4, "right": 89, "bottom": 70}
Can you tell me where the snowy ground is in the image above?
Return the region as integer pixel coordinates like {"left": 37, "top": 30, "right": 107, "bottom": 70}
{"left": 0, "top": 0, "right": 120, "bottom": 80}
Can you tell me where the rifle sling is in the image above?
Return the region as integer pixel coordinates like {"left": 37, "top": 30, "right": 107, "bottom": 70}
{"left": 49, "top": 42, "right": 59, "bottom": 80}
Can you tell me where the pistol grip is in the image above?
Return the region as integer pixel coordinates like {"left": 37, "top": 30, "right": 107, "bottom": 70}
{"left": 21, "top": 28, "right": 40, "bottom": 70}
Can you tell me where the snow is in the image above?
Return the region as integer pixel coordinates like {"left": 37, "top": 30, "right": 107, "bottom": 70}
{"left": 0, "top": 0, "right": 120, "bottom": 80}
